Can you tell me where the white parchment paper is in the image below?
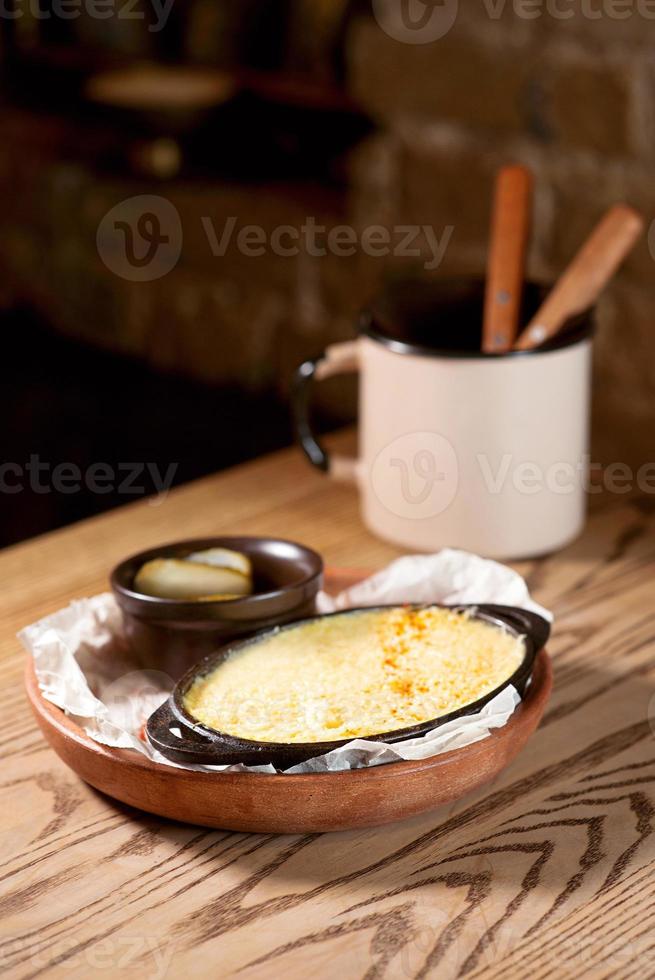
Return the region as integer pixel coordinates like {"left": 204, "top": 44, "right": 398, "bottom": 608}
{"left": 19, "top": 548, "right": 552, "bottom": 775}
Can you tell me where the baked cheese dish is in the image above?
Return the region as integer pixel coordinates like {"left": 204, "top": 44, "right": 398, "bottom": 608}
{"left": 183, "top": 606, "right": 525, "bottom": 743}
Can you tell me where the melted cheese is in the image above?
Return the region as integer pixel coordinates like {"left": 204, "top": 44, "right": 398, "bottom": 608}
{"left": 183, "top": 606, "right": 525, "bottom": 743}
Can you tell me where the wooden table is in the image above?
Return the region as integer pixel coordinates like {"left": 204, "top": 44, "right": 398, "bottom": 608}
{"left": 2, "top": 437, "right": 655, "bottom": 978}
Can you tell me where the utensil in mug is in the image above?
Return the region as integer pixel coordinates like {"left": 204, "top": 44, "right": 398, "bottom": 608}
{"left": 482, "top": 164, "right": 533, "bottom": 353}
{"left": 292, "top": 278, "right": 594, "bottom": 560}
{"left": 514, "top": 204, "right": 643, "bottom": 350}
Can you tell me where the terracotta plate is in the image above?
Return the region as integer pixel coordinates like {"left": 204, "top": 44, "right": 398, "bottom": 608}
{"left": 24, "top": 568, "right": 553, "bottom": 834}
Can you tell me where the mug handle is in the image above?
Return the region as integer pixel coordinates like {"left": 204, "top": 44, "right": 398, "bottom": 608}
{"left": 292, "top": 340, "right": 360, "bottom": 483}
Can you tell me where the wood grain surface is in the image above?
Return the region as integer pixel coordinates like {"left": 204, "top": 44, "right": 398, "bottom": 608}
{"left": 2, "top": 433, "right": 655, "bottom": 978}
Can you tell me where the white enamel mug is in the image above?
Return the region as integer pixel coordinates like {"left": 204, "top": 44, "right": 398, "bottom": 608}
{"left": 293, "top": 279, "right": 594, "bottom": 560}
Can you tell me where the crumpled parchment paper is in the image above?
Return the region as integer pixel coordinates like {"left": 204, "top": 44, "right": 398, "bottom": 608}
{"left": 19, "top": 548, "right": 552, "bottom": 775}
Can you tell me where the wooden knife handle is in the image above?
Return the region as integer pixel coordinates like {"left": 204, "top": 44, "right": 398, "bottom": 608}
{"left": 515, "top": 204, "right": 644, "bottom": 351}
{"left": 482, "top": 164, "right": 533, "bottom": 353}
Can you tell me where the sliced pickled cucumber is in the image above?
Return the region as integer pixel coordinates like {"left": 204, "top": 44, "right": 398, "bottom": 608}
{"left": 134, "top": 558, "right": 252, "bottom": 600}
{"left": 186, "top": 547, "right": 252, "bottom": 578}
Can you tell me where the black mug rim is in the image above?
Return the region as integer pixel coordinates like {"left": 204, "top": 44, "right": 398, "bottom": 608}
{"left": 360, "top": 276, "right": 595, "bottom": 360}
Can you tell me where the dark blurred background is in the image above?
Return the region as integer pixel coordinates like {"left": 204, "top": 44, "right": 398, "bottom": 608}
{"left": 1, "top": 0, "right": 653, "bottom": 546}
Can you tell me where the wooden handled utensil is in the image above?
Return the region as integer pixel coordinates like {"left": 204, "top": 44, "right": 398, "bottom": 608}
{"left": 482, "top": 164, "right": 534, "bottom": 353}
{"left": 514, "top": 203, "right": 644, "bottom": 351}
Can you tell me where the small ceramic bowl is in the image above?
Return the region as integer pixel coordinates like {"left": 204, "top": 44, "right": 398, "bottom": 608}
{"left": 146, "top": 603, "right": 550, "bottom": 770}
{"left": 111, "top": 536, "right": 323, "bottom": 679}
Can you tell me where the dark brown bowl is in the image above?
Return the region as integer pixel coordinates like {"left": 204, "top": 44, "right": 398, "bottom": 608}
{"left": 146, "top": 603, "right": 551, "bottom": 770}
{"left": 111, "top": 536, "right": 323, "bottom": 679}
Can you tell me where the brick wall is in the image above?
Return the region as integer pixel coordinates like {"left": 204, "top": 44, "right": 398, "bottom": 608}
{"left": 0, "top": 111, "right": 376, "bottom": 421}
{"left": 347, "top": 4, "right": 655, "bottom": 468}
{"left": 1, "top": 5, "right": 654, "bottom": 468}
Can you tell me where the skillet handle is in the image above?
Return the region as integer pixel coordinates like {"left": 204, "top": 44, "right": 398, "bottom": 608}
{"left": 146, "top": 700, "right": 227, "bottom": 765}
{"left": 481, "top": 604, "right": 551, "bottom": 651}
{"left": 146, "top": 700, "right": 272, "bottom": 767}
{"left": 469, "top": 604, "right": 551, "bottom": 700}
